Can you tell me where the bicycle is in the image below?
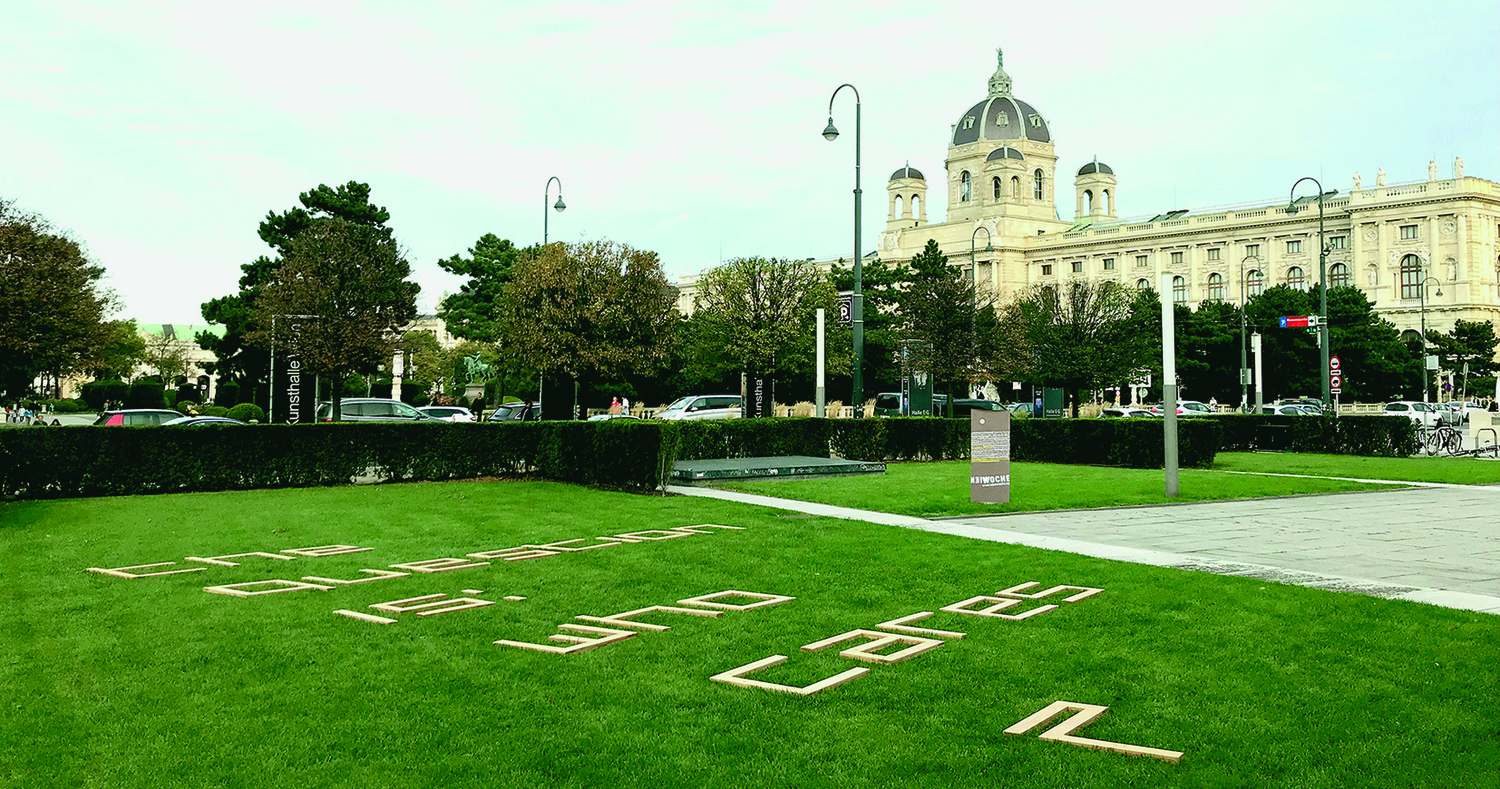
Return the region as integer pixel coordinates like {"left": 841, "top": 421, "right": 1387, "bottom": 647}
{"left": 1419, "top": 424, "right": 1462, "bottom": 456}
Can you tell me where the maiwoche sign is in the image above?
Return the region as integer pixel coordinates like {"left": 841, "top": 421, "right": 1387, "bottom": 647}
{"left": 970, "top": 411, "right": 1011, "bottom": 504}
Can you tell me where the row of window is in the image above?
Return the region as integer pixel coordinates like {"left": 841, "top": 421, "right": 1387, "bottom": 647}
{"left": 959, "top": 170, "right": 1044, "bottom": 202}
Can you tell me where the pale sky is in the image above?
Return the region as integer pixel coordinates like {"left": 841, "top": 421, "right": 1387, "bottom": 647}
{"left": 4, "top": 1, "right": 1497, "bottom": 324}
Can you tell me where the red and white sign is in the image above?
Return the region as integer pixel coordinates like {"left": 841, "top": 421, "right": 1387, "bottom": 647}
{"left": 1330, "top": 375, "right": 1343, "bottom": 393}
{"left": 1329, "top": 356, "right": 1341, "bottom": 371}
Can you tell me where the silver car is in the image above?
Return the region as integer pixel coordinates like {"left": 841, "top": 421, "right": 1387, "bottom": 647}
{"left": 654, "top": 395, "right": 743, "bottom": 421}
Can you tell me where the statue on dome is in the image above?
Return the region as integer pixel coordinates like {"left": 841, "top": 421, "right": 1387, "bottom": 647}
{"left": 1429, "top": 160, "right": 1438, "bottom": 181}
{"left": 1376, "top": 168, "right": 1386, "bottom": 187}
{"left": 1352, "top": 172, "right": 1361, "bottom": 190}
{"left": 987, "top": 47, "right": 1012, "bottom": 98}
{"left": 1455, "top": 156, "right": 1465, "bottom": 177}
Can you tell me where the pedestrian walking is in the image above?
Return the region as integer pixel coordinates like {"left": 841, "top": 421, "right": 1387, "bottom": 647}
{"left": 621, "top": 396, "right": 631, "bottom": 416}
{"left": 609, "top": 397, "right": 621, "bottom": 415}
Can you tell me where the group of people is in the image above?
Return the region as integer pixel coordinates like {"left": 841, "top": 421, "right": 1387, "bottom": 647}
{"left": 4, "top": 403, "right": 57, "bottom": 426}
{"left": 607, "top": 396, "right": 633, "bottom": 416}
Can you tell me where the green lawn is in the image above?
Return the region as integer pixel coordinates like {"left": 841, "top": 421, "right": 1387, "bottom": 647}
{"left": 1214, "top": 451, "right": 1500, "bottom": 485}
{"left": 714, "top": 460, "right": 1397, "bottom": 518}
{"left": 3, "top": 480, "right": 1497, "bottom": 788}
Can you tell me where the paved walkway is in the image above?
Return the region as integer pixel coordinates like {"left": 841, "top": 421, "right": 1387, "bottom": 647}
{"left": 672, "top": 483, "right": 1500, "bottom": 615}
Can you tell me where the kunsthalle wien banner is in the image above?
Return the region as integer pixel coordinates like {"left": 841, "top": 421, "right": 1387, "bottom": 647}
{"left": 970, "top": 411, "right": 1011, "bottom": 504}
{"left": 271, "top": 318, "right": 314, "bottom": 424}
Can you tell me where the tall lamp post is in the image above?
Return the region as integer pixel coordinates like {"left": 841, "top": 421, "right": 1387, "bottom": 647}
{"left": 969, "top": 226, "right": 993, "bottom": 405}
{"left": 1286, "top": 178, "right": 1336, "bottom": 410}
{"left": 1418, "top": 272, "right": 1443, "bottom": 403}
{"left": 544, "top": 176, "right": 566, "bottom": 244}
{"left": 1239, "top": 254, "right": 1255, "bottom": 412}
{"left": 823, "top": 84, "right": 863, "bottom": 416}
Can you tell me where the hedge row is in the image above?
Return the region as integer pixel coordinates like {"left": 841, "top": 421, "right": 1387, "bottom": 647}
{"left": 0, "top": 417, "right": 1230, "bottom": 500}
{"left": 1198, "top": 415, "right": 1417, "bottom": 457}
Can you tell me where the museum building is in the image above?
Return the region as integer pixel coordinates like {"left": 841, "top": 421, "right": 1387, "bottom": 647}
{"left": 872, "top": 50, "right": 1500, "bottom": 345}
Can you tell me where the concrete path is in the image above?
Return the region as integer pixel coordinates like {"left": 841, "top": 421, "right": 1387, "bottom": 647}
{"left": 672, "top": 483, "right": 1500, "bottom": 616}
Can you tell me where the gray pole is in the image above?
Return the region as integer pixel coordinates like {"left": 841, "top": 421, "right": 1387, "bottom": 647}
{"left": 1160, "top": 272, "right": 1178, "bottom": 498}
{"left": 825, "top": 84, "right": 863, "bottom": 417}
{"left": 1288, "top": 177, "right": 1331, "bottom": 411}
{"left": 544, "top": 176, "right": 565, "bottom": 245}
{"left": 1420, "top": 277, "right": 1428, "bottom": 403}
{"left": 816, "top": 308, "right": 826, "bottom": 418}
{"left": 1240, "top": 254, "right": 1250, "bottom": 412}
{"left": 269, "top": 315, "right": 276, "bottom": 424}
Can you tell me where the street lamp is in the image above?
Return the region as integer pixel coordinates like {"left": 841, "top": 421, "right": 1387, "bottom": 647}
{"left": 969, "top": 226, "right": 993, "bottom": 406}
{"left": 1285, "top": 178, "right": 1337, "bottom": 411}
{"left": 823, "top": 83, "right": 863, "bottom": 416}
{"left": 1418, "top": 272, "right": 1444, "bottom": 403}
{"left": 1239, "top": 253, "right": 1255, "bottom": 412}
{"left": 544, "top": 176, "right": 566, "bottom": 244}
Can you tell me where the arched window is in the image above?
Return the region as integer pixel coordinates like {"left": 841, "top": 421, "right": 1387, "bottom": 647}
{"left": 1287, "top": 266, "right": 1305, "bottom": 290}
{"left": 992, "top": 177, "right": 1001, "bottom": 200}
{"left": 1400, "top": 329, "right": 1422, "bottom": 346}
{"left": 1172, "top": 275, "right": 1188, "bottom": 304}
{"left": 893, "top": 194, "right": 904, "bottom": 218}
{"left": 1033, "top": 169, "right": 1045, "bottom": 200}
{"left": 1103, "top": 189, "right": 1111, "bottom": 214}
{"left": 1246, "top": 269, "right": 1264, "bottom": 297}
{"left": 960, "top": 171, "right": 971, "bottom": 202}
{"left": 1207, "top": 272, "right": 1224, "bottom": 301}
{"left": 1400, "top": 254, "right": 1423, "bottom": 299}
{"left": 1329, "top": 263, "right": 1350, "bottom": 288}
{"left": 1084, "top": 189, "right": 1094, "bottom": 213}
{"left": 1012, "top": 176, "right": 1021, "bottom": 198}
{"left": 1136, "top": 278, "right": 1150, "bottom": 292}
{"left": 911, "top": 195, "right": 921, "bottom": 218}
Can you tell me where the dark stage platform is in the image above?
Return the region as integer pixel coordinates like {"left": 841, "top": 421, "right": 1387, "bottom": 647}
{"left": 671, "top": 455, "right": 887, "bottom": 485}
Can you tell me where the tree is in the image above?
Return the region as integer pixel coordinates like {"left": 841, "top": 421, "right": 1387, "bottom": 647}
{"left": 899, "top": 260, "right": 981, "bottom": 414}
{"left": 1012, "top": 280, "right": 1147, "bottom": 416}
{"left": 142, "top": 331, "right": 193, "bottom": 383}
{"left": 496, "top": 240, "right": 677, "bottom": 418}
{"left": 251, "top": 218, "right": 419, "bottom": 421}
{"left": 1326, "top": 286, "right": 1417, "bottom": 402}
{"left": 829, "top": 254, "right": 912, "bottom": 399}
{"left": 199, "top": 182, "right": 395, "bottom": 405}
{"left": 1176, "top": 300, "right": 1242, "bottom": 405}
{"left": 87, "top": 319, "right": 147, "bottom": 381}
{"left": 0, "top": 198, "right": 119, "bottom": 397}
{"left": 437, "top": 234, "right": 538, "bottom": 344}
{"left": 1427, "top": 319, "right": 1499, "bottom": 398}
{"left": 693, "top": 257, "right": 843, "bottom": 391}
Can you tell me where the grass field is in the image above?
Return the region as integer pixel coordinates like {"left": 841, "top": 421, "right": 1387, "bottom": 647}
{"left": 3, "top": 479, "right": 1497, "bottom": 788}
{"left": 713, "top": 459, "right": 1399, "bottom": 518}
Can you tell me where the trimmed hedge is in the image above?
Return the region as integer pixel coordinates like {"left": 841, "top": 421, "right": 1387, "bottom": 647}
{"left": 226, "top": 403, "right": 267, "bottom": 423}
{"left": 1201, "top": 415, "right": 1416, "bottom": 457}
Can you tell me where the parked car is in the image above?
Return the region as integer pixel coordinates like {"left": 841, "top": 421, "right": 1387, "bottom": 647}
{"left": 950, "top": 399, "right": 1005, "bottom": 418}
{"left": 92, "top": 409, "right": 184, "bottom": 426}
{"left": 161, "top": 416, "right": 246, "bottom": 427}
{"left": 654, "top": 395, "right": 743, "bottom": 421}
{"left": 315, "top": 398, "right": 437, "bottom": 423}
{"left": 1382, "top": 401, "right": 1453, "bottom": 428}
{"left": 873, "top": 392, "right": 952, "bottom": 417}
{"left": 417, "top": 405, "right": 476, "bottom": 423}
{"left": 587, "top": 413, "right": 640, "bottom": 422}
{"left": 1261, "top": 404, "right": 1313, "bottom": 416}
{"left": 1444, "top": 401, "right": 1486, "bottom": 423}
{"left": 1150, "top": 400, "right": 1213, "bottom": 416}
{"left": 1099, "top": 407, "right": 1156, "bottom": 418}
{"left": 1002, "top": 402, "right": 1035, "bottom": 417}
{"left": 488, "top": 402, "right": 540, "bottom": 422}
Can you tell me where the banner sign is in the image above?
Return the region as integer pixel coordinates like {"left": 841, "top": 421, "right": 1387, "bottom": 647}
{"left": 271, "top": 320, "right": 313, "bottom": 424}
{"left": 743, "top": 374, "right": 773, "bottom": 419}
{"left": 970, "top": 411, "right": 1012, "bottom": 504}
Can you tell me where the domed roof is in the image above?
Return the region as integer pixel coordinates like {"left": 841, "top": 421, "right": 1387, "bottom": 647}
{"left": 951, "top": 49, "right": 1051, "bottom": 147}
{"left": 1078, "top": 159, "right": 1114, "bottom": 176}
{"left": 985, "top": 145, "right": 1025, "bottom": 162}
{"left": 889, "top": 164, "right": 925, "bottom": 181}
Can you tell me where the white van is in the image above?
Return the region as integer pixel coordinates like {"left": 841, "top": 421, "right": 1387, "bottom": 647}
{"left": 654, "top": 395, "right": 743, "bottom": 420}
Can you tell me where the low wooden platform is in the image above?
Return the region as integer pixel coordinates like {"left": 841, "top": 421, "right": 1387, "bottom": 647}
{"left": 671, "top": 456, "right": 886, "bottom": 486}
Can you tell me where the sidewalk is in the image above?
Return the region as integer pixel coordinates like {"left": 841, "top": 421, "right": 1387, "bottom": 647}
{"left": 671, "top": 483, "right": 1500, "bottom": 616}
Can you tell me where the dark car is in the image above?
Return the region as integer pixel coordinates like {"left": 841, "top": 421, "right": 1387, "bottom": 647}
{"left": 92, "top": 409, "right": 185, "bottom": 426}
{"left": 488, "top": 402, "right": 541, "bottom": 422}
{"left": 161, "top": 416, "right": 246, "bottom": 427}
{"left": 314, "top": 398, "right": 436, "bottom": 423}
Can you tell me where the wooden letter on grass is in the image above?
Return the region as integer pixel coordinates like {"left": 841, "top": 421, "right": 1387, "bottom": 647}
{"left": 710, "top": 655, "right": 868, "bottom": 696}
{"left": 677, "top": 591, "right": 795, "bottom": 611}
{"left": 301, "top": 569, "right": 409, "bottom": 585}
{"left": 575, "top": 605, "right": 722, "bottom": 632}
{"left": 1003, "top": 701, "right": 1183, "bottom": 763}
{"left": 996, "top": 582, "right": 1104, "bottom": 602}
{"left": 874, "top": 612, "right": 967, "bottom": 639}
{"left": 388, "top": 558, "right": 489, "bottom": 573}
{"left": 369, "top": 594, "right": 495, "bottom": 617}
{"left": 941, "top": 595, "right": 1056, "bottom": 620}
{"left": 186, "top": 552, "right": 298, "bottom": 567}
{"left": 495, "top": 624, "right": 636, "bottom": 655}
{"left": 281, "top": 545, "right": 373, "bottom": 557}
{"left": 203, "top": 580, "right": 334, "bottom": 597}
{"left": 800, "top": 629, "right": 945, "bottom": 664}
{"left": 87, "top": 562, "right": 205, "bottom": 579}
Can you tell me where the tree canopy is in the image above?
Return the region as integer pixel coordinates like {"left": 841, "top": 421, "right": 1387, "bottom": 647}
{"left": 251, "top": 218, "right": 419, "bottom": 419}
{"left": 437, "top": 234, "right": 538, "bottom": 344}
{"left": 0, "top": 198, "right": 119, "bottom": 397}
{"left": 692, "top": 256, "right": 844, "bottom": 381}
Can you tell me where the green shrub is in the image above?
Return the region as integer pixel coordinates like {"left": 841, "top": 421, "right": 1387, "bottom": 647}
{"left": 213, "top": 382, "right": 241, "bottom": 408}
{"left": 45, "top": 399, "right": 84, "bottom": 414}
{"left": 125, "top": 383, "right": 166, "bottom": 409}
{"left": 175, "top": 401, "right": 198, "bottom": 415}
{"left": 227, "top": 403, "right": 267, "bottom": 423}
{"left": 176, "top": 384, "right": 203, "bottom": 405}
{"left": 81, "top": 380, "right": 129, "bottom": 411}
{"left": 829, "top": 419, "right": 886, "bottom": 461}
{"left": 200, "top": 405, "right": 231, "bottom": 418}
{"left": 1200, "top": 415, "right": 1414, "bottom": 457}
